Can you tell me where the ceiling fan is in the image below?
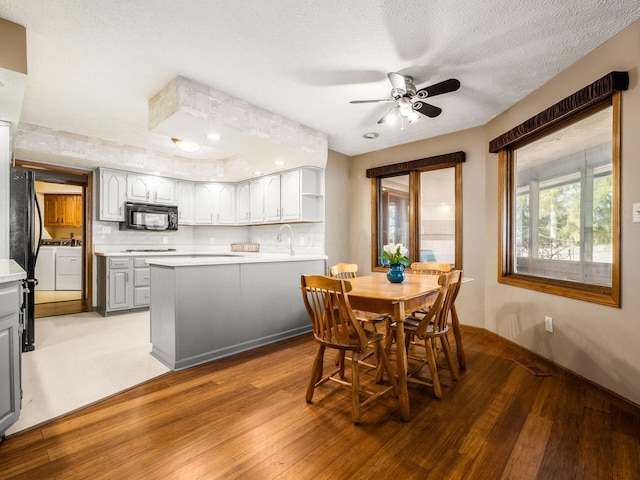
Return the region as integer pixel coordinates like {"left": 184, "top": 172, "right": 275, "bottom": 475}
{"left": 350, "top": 72, "right": 461, "bottom": 126}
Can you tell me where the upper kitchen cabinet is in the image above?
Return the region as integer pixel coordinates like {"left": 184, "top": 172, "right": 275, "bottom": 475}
{"left": 264, "top": 174, "right": 281, "bottom": 223}
{"left": 249, "top": 178, "right": 266, "bottom": 224}
{"left": 175, "top": 181, "right": 195, "bottom": 225}
{"left": 287, "top": 166, "right": 324, "bottom": 222}
{"left": 43, "top": 194, "right": 82, "bottom": 227}
{"left": 127, "top": 173, "right": 176, "bottom": 205}
{"left": 194, "top": 183, "right": 215, "bottom": 224}
{"left": 255, "top": 167, "right": 325, "bottom": 224}
{"left": 236, "top": 182, "right": 250, "bottom": 225}
{"left": 214, "top": 184, "right": 236, "bottom": 225}
{"left": 98, "top": 168, "right": 127, "bottom": 221}
{"left": 194, "top": 183, "right": 236, "bottom": 225}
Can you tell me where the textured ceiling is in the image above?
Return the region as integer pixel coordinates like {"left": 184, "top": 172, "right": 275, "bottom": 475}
{"left": 1, "top": 0, "right": 639, "bottom": 177}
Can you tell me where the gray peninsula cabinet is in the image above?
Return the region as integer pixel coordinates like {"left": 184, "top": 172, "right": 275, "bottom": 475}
{"left": 147, "top": 257, "right": 325, "bottom": 370}
{"left": 0, "top": 261, "right": 26, "bottom": 439}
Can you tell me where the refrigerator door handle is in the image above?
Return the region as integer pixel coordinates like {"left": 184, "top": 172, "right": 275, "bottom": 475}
{"left": 34, "top": 193, "right": 43, "bottom": 263}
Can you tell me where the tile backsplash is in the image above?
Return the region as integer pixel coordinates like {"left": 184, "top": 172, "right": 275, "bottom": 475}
{"left": 93, "top": 221, "right": 324, "bottom": 255}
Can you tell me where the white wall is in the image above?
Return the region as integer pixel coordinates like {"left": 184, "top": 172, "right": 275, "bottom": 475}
{"left": 324, "top": 150, "right": 351, "bottom": 271}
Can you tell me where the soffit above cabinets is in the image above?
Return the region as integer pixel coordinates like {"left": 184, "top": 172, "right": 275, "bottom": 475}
{"left": 147, "top": 77, "right": 327, "bottom": 182}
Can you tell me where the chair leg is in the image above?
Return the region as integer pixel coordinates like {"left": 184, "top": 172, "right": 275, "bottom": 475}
{"left": 351, "top": 351, "right": 361, "bottom": 424}
{"left": 424, "top": 338, "right": 443, "bottom": 399}
{"left": 441, "top": 336, "right": 459, "bottom": 380}
{"left": 375, "top": 342, "right": 399, "bottom": 396}
{"left": 306, "top": 345, "right": 325, "bottom": 402}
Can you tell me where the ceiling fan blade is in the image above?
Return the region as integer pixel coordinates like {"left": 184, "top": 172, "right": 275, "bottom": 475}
{"left": 412, "top": 101, "right": 442, "bottom": 118}
{"left": 378, "top": 106, "right": 399, "bottom": 124}
{"left": 349, "top": 98, "right": 395, "bottom": 104}
{"left": 416, "top": 78, "right": 461, "bottom": 98}
{"left": 387, "top": 72, "right": 409, "bottom": 92}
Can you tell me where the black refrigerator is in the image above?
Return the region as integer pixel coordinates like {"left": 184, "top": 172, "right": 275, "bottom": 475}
{"left": 9, "top": 167, "right": 42, "bottom": 352}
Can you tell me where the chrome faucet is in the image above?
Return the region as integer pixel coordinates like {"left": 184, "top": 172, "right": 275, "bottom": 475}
{"left": 277, "top": 224, "right": 295, "bottom": 256}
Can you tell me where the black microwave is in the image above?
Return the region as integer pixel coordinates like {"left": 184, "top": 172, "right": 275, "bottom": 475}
{"left": 120, "top": 202, "right": 178, "bottom": 231}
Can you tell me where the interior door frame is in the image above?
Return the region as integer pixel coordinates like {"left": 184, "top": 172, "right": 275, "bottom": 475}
{"left": 14, "top": 159, "right": 93, "bottom": 315}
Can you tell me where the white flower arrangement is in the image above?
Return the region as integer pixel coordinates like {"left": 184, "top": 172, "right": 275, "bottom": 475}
{"left": 381, "top": 243, "right": 409, "bottom": 265}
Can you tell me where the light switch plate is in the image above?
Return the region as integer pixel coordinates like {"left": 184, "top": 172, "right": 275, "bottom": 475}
{"left": 633, "top": 203, "right": 640, "bottom": 223}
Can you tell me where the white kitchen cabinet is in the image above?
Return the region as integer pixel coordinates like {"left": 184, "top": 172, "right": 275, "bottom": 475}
{"left": 249, "top": 178, "right": 265, "bottom": 223}
{"left": 264, "top": 174, "right": 281, "bottom": 223}
{"left": 213, "top": 183, "right": 236, "bottom": 224}
{"left": 176, "top": 181, "right": 195, "bottom": 225}
{"left": 99, "top": 168, "right": 127, "bottom": 221}
{"left": 289, "top": 167, "right": 325, "bottom": 222}
{"left": 127, "top": 174, "right": 176, "bottom": 205}
{"left": 0, "top": 275, "right": 23, "bottom": 438}
{"left": 55, "top": 247, "right": 82, "bottom": 291}
{"left": 236, "top": 182, "right": 250, "bottom": 225}
{"left": 280, "top": 169, "right": 301, "bottom": 221}
{"left": 194, "top": 183, "right": 216, "bottom": 224}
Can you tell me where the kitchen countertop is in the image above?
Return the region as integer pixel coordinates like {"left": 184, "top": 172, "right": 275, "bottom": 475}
{"left": 94, "top": 250, "right": 235, "bottom": 257}
{"left": 145, "top": 253, "right": 327, "bottom": 267}
{"left": 0, "top": 259, "right": 27, "bottom": 282}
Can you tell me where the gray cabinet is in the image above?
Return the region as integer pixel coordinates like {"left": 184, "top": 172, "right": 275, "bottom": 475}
{"left": 0, "top": 279, "right": 22, "bottom": 437}
{"left": 106, "top": 257, "right": 132, "bottom": 311}
{"left": 97, "top": 256, "right": 151, "bottom": 316}
{"left": 149, "top": 259, "right": 325, "bottom": 370}
{"left": 133, "top": 257, "right": 150, "bottom": 307}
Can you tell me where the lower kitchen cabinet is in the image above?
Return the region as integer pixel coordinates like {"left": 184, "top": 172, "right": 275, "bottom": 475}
{"left": 0, "top": 274, "right": 23, "bottom": 438}
{"left": 97, "top": 256, "right": 151, "bottom": 315}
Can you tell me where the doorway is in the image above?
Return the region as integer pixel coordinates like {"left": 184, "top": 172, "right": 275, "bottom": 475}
{"left": 15, "top": 159, "right": 93, "bottom": 317}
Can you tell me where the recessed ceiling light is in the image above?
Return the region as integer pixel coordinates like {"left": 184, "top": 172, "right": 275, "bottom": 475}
{"left": 207, "top": 132, "right": 222, "bottom": 142}
{"left": 363, "top": 132, "right": 379, "bottom": 139}
{"left": 171, "top": 137, "right": 200, "bottom": 152}
{"left": 274, "top": 160, "right": 285, "bottom": 166}
{"left": 253, "top": 170, "right": 263, "bottom": 176}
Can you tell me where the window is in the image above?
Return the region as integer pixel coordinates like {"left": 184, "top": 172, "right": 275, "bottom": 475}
{"left": 367, "top": 152, "right": 463, "bottom": 271}
{"left": 491, "top": 72, "right": 627, "bottom": 307}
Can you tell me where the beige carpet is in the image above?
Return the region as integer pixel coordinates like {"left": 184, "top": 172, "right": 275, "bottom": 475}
{"left": 6, "top": 310, "right": 170, "bottom": 436}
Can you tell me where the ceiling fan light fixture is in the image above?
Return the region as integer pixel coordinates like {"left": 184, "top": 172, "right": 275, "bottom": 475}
{"left": 407, "top": 111, "right": 420, "bottom": 123}
{"left": 171, "top": 137, "right": 201, "bottom": 152}
{"left": 398, "top": 97, "right": 414, "bottom": 118}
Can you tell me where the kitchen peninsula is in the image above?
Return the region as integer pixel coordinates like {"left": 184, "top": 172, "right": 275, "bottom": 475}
{"left": 145, "top": 253, "right": 326, "bottom": 370}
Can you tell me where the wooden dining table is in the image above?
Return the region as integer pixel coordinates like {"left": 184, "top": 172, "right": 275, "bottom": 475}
{"left": 346, "top": 273, "right": 466, "bottom": 421}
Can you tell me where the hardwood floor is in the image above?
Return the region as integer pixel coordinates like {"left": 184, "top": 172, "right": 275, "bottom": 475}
{"left": 1, "top": 330, "right": 638, "bottom": 479}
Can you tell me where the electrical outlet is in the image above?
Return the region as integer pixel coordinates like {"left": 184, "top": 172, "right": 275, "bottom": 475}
{"left": 209, "top": 237, "right": 216, "bottom": 245}
{"left": 102, "top": 225, "right": 111, "bottom": 234}
{"left": 633, "top": 203, "right": 640, "bottom": 223}
{"left": 545, "top": 316, "right": 554, "bottom": 333}
{"left": 162, "top": 236, "right": 168, "bottom": 244}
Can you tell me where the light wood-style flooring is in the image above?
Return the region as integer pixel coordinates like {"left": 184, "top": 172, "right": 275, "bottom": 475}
{"left": 1, "top": 330, "right": 639, "bottom": 479}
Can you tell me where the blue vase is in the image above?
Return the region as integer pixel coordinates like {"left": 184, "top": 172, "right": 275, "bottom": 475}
{"left": 387, "top": 263, "right": 405, "bottom": 283}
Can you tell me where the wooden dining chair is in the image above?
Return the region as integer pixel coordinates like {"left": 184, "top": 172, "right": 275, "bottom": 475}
{"left": 384, "top": 270, "right": 461, "bottom": 399}
{"left": 301, "top": 275, "right": 398, "bottom": 424}
{"left": 329, "top": 263, "right": 390, "bottom": 331}
{"left": 329, "top": 263, "right": 391, "bottom": 370}
{"left": 408, "top": 262, "right": 466, "bottom": 370}
{"left": 410, "top": 261, "right": 452, "bottom": 275}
